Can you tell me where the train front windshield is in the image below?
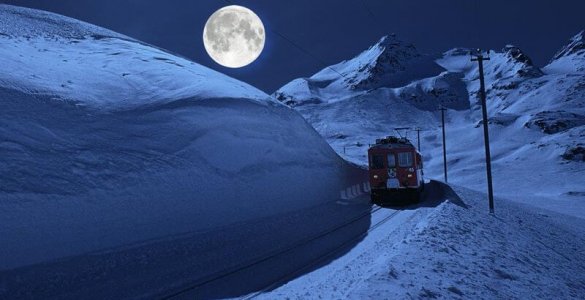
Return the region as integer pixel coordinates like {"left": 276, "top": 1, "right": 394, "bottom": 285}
{"left": 398, "top": 152, "right": 414, "bottom": 167}
{"left": 369, "top": 154, "right": 385, "bottom": 169}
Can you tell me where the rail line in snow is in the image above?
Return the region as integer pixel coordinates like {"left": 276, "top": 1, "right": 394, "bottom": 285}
{"left": 160, "top": 204, "right": 397, "bottom": 299}
{"left": 242, "top": 208, "right": 403, "bottom": 299}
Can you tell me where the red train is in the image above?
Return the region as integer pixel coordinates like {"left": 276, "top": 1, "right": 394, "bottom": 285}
{"left": 368, "top": 136, "right": 424, "bottom": 204}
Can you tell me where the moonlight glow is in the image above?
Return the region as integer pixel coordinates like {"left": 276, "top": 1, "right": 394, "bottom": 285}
{"left": 203, "top": 5, "right": 265, "bottom": 68}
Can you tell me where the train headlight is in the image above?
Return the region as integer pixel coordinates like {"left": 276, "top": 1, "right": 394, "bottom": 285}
{"left": 408, "top": 174, "right": 413, "bottom": 178}
{"left": 373, "top": 175, "right": 378, "bottom": 179}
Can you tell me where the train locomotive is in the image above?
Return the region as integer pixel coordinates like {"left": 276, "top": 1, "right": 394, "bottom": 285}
{"left": 368, "top": 136, "right": 424, "bottom": 204}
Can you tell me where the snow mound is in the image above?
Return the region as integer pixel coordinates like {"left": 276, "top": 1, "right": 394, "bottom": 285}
{"left": 0, "top": 5, "right": 358, "bottom": 270}
{"left": 0, "top": 4, "right": 273, "bottom": 111}
{"left": 262, "top": 185, "right": 585, "bottom": 299}
{"left": 0, "top": 4, "right": 126, "bottom": 40}
{"left": 360, "top": 187, "right": 585, "bottom": 299}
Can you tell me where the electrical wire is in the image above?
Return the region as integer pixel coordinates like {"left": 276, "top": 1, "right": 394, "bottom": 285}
{"left": 219, "top": 0, "right": 346, "bottom": 78}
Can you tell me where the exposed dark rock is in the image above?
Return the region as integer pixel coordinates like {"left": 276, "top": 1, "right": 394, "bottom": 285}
{"left": 524, "top": 111, "right": 585, "bottom": 134}
{"left": 561, "top": 146, "right": 585, "bottom": 162}
{"left": 475, "top": 113, "right": 519, "bottom": 127}
{"left": 502, "top": 45, "right": 543, "bottom": 77}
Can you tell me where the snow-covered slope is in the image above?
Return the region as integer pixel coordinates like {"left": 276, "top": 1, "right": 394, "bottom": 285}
{"left": 0, "top": 4, "right": 359, "bottom": 270}
{"left": 545, "top": 30, "right": 585, "bottom": 74}
{"left": 274, "top": 32, "right": 585, "bottom": 216}
{"left": 259, "top": 184, "right": 585, "bottom": 299}
{"left": 0, "top": 5, "right": 270, "bottom": 110}
{"left": 274, "top": 35, "right": 445, "bottom": 106}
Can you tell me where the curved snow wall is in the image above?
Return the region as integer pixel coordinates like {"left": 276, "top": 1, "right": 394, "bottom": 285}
{"left": 0, "top": 88, "right": 365, "bottom": 269}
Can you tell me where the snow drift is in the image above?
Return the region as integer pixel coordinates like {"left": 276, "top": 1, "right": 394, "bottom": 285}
{"left": 0, "top": 4, "right": 359, "bottom": 270}
{"left": 259, "top": 184, "right": 585, "bottom": 299}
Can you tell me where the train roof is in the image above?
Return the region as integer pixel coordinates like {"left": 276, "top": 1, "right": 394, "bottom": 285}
{"left": 369, "top": 136, "right": 419, "bottom": 152}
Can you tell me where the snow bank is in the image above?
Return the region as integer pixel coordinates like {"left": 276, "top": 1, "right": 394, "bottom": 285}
{"left": 0, "top": 4, "right": 359, "bottom": 270}
{"left": 260, "top": 184, "right": 585, "bottom": 299}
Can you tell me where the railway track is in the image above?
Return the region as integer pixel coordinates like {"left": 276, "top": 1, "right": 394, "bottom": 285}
{"left": 242, "top": 208, "right": 403, "bottom": 299}
{"left": 160, "top": 205, "right": 402, "bottom": 299}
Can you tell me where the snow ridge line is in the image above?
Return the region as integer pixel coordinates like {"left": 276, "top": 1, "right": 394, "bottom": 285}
{"left": 159, "top": 205, "right": 387, "bottom": 299}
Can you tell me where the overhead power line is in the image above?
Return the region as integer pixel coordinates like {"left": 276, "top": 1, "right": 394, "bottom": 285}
{"left": 219, "top": 0, "right": 345, "bottom": 78}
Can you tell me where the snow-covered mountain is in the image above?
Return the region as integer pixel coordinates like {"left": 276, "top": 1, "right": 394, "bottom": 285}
{"left": 0, "top": 4, "right": 361, "bottom": 271}
{"left": 274, "top": 32, "right": 585, "bottom": 215}
{"left": 274, "top": 35, "right": 445, "bottom": 106}
{"left": 546, "top": 30, "right": 585, "bottom": 74}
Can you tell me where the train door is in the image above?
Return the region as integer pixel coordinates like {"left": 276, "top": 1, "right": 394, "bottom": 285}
{"left": 386, "top": 153, "right": 398, "bottom": 188}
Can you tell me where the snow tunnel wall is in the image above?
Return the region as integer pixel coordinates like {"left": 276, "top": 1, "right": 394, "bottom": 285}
{"left": 0, "top": 87, "right": 366, "bottom": 269}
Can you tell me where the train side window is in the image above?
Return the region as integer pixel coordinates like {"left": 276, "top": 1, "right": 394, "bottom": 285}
{"left": 387, "top": 153, "right": 396, "bottom": 168}
{"left": 369, "top": 154, "right": 385, "bottom": 169}
{"left": 398, "top": 152, "right": 413, "bottom": 167}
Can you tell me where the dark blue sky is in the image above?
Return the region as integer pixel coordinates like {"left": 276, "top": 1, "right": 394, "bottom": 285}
{"left": 3, "top": 0, "right": 584, "bottom": 93}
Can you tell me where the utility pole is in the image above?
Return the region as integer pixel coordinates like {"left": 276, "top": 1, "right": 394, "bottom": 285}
{"left": 414, "top": 128, "right": 422, "bottom": 150}
{"left": 472, "top": 49, "right": 495, "bottom": 214}
{"left": 440, "top": 107, "right": 448, "bottom": 183}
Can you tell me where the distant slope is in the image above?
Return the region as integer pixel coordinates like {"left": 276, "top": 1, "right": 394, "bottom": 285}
{"left": 274, "top": 32, "right": 585, "bottom": 216}
{"left": 0, "top": 4, "right": 361, "bottom": 270}
{"left": 274, "top": 35, "right": 470, "bottom": 164}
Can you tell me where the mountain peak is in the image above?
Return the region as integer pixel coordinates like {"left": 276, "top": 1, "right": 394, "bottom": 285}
{"left": 274, "top": 34, "right": 443, "bottom": 105}
{"left": 501, "top": 45, "right": 543, "bottom": 77}
{"left": 502, "top": 45, "right": 535, "bottom": 65}
{"left": 552, "top": 30, "right": 585, "bottom": 60}
{"left": 339, "top": 34, "right": 429, "bottom": 90}
{"left": 375, "top": 34, "right": 416, "bottom": 52}
{"left": 372, "top": 34, "right": 420, "bottom": 61}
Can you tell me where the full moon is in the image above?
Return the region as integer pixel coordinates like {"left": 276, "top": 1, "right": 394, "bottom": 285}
{"left": 203, "top": 5, "right": 265, "bottom": 68}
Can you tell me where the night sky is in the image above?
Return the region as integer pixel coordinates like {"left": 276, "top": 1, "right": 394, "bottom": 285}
{"left": 2, "top": 0, "right": 584, "bottom": 93}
